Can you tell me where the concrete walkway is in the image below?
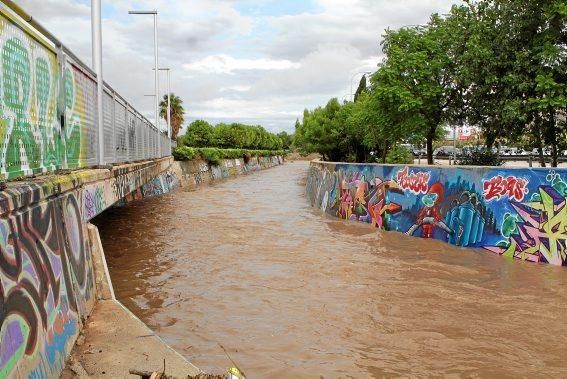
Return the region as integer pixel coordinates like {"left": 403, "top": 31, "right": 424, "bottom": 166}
{"left": 61, "top": 300, "right": 200, "bottom": 378}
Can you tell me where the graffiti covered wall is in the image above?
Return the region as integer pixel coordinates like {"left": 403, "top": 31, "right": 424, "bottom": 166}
{"left": 0, "top": 6, "right": 171, "bottom": 181}
{"left": 0, "top": 192, "right": 96, "bottom": 378}
{"left": 0, "top": 157, "right": 179, "bottom": 378}
{"left": 307, "top": 161, "right": 567, "bottom": 266}
{"left": 173, "top": 155, "right": 284, "bottom": 190}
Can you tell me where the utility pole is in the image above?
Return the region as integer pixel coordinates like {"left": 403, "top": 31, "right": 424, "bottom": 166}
{"left": 155, "top": 68, "right": 171, "bottom": 138}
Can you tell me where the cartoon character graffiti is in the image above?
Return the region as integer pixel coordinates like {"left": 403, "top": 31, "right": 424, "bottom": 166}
{"left": 367, "top": 177, "right": 402, "bottom": 228}
{"left": 406, "top": 182, "right": 454, "bottom": 238}
{"left": 338, "top": 175, "right": 354, "bottom": 219}
{"left": 336, "top": 171, "right": 402, "bottom": 226}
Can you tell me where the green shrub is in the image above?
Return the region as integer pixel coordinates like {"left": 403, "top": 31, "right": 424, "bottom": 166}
{"left": 457, "top": 147, "right": 502, "bottom": 166}
{"left": 198, "top": 148, "right": 223, "bottom": 166}
{"left": 385, "top": 145, "right": 414, "bottom": 164}
{"left": 172, "top": 146, "right": 284, "bottom": 164}
{"left": 172, "top": 146, "right": 196, "bottom": 161}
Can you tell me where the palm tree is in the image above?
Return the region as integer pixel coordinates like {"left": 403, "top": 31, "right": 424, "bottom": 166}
{"left": 159, "top": 93, "right": 185, "bottom": 140}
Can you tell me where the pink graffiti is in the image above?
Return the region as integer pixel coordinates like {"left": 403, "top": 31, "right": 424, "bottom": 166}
{"left": 396, "top": 167, "right": 430, "bottom": 195}
{"left": 483, "top": 175, "right": 528, "bottom": 202}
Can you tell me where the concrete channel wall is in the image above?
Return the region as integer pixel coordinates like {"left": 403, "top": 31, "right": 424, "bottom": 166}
{"left": 0, "top": 157, "right": 179, "bottom": 378}
{"left": 307, "top": 160, "right": 567, "bottom": 266}
{"left": 173, "top": 155, "right": 284, "bottom": 190}
{"left": 0, "top": 154, "right": 283, "bottom": 378}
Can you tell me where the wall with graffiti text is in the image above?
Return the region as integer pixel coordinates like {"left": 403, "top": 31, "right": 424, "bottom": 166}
{"left": 0, "top": 5, "right": 171, "bottom": 181}
{"left": 307, "top": 161, "right": 567, "bottom": 266}
{"left": 0, "top": 157, "right": 180, "bottom": 378}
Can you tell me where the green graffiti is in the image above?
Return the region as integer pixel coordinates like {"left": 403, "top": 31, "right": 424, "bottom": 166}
{"left": 64, "top": 67, "right": 81, "bottom": 168}
{"left": 0, "top": 16, "right": 86, "bottom": 179}
{"left": 36, "top": 56, "right": 62, "bottom": 171}
{"left": 501, "top": 212, "right": 519, "bottom": 238}
{"left": 2, "top": 37, "right": 40, "bottom": 176}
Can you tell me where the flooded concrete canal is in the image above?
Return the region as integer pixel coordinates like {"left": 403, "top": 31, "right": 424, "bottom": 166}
{"left": 94, "top": 161, "right": 567, "bottom": 377}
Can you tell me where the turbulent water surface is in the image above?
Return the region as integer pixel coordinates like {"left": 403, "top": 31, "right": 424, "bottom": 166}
{"left": 95, "top": 161, "right": 567, "bottom": 378}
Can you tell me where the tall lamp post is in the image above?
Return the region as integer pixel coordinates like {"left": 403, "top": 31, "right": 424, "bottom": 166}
{"left": 350, "top": 71, "right": 371, "bottom": 101}
{"left": 154, "top": 68, "right": 171, "bottom": 139}
{"left": 92, "top": 0, "right": 104, "bottom": 165}
{"left": 128, "top": 9, "right": 160, "bottom": 156}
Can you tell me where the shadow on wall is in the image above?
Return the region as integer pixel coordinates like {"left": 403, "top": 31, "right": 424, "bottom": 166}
{"left": 307, "top": 161, "right": 567, "bottom": 266}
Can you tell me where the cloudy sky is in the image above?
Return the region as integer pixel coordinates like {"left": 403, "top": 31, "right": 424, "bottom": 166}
{"left": 20, "top": 0, "right": 456, "bottom": 133}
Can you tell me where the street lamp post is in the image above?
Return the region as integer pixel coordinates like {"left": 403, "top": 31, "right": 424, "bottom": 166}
{"left": 91, "top": 0, "right": 104, "bottom": 165}
{"left": 128, "top": 9, "right": 160, "bottom": 156}
{"left": 154, "top": 68, "right": 171, "bottom": 139}
{"left": 350, "top": 71, "right": 372, "bottom": 101}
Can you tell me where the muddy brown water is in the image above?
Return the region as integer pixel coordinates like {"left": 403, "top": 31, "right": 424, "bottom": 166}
{"left": 95, "top": 161, "right": 567, "bottom": 378}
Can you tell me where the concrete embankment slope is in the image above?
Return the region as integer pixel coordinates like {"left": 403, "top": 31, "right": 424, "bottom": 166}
{"left": 307, "top": 160, "right": 567, "bottom": 266}
{"left": 62, "top": 300, "right": 200, "bottom": 378}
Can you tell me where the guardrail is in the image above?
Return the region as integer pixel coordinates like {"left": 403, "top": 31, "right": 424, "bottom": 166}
{"left": 499, "top": 155, "right": 567, "bottom": 166}
{"left": 0, "top": 2, "right": 173, "bottom": 181}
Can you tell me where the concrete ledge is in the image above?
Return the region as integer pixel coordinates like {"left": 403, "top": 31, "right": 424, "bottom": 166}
{"left": 63, "top": 300, "right": 200, "bottom": 378}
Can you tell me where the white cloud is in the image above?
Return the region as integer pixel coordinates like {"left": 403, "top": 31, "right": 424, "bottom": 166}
{"left": 183, "top": 54, "right": 300, "bottom": 75}
{"left": 220, "top": 85, "right": 252, "bottom": 93}
{"left": 16, "top": 0, "right": 457, "bottom": 132}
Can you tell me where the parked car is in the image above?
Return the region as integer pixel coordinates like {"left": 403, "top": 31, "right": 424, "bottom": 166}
{"left": 433, "top": 146, "right": 462, "bottom": 157}
{"left": 411, "top": 147, "right": 427, "bottom": 156}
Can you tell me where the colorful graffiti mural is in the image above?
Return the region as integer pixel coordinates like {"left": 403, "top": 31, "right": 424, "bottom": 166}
{"left": 307, "top": 161, "right": 567, "bottom": 266}
{"left": 0, "top": 193, "right": 95, "bottom": 378}
{"left": 0, "top": 157, "right": 180, "bottom": 378}
{"left": 0, "top": 8, "right": 172, "bottom": 181}
{"left": 0, "top": 12, "right": 93, "bottom": 179}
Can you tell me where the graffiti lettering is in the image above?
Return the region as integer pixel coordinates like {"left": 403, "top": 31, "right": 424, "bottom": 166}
{"left": 483, "top": 175, "right": 528, "bottom": 202}
{"left": 485, "top": 186, "right": 567, "bottom": 265}
{"left": 0, "top": 193, "right": 94, "bottom": 378}
{"left": 396, "top": 167, "right": 430, "bottom": 195}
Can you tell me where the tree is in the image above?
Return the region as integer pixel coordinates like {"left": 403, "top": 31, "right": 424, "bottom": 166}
{"left": 183, "top": 120, "right": 214, "bottom": 147}
{"left": 277, "top": 131, "right": 293, "bottom": 150}
{"left": 354, "top": 74, "right": 368, "bottom": 102}
{"left": 159, "top": 93, "right": 185, "bottom": 140}
{"left": 371, "top": 16, "right": 456, "bottom": 165}
{"left": 458, "top": 0, "right": 566, "bottom": 167}
{"left": 294, "top": 99, "right": 357, "bottom": 161}
{"left": 509, "top": 0, "right": 567, "bottom": 167}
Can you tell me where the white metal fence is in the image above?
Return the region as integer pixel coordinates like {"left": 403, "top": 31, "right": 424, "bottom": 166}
{"left": 0, "top": 2, "right": 173, "bottom": 180}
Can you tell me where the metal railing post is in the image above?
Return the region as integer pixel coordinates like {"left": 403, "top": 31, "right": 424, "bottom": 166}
{"left": 124, "top": 103, "right": 130, "bottom": 161}
{"left": 112, "top": 91, "right": 117, "bottom": 163}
